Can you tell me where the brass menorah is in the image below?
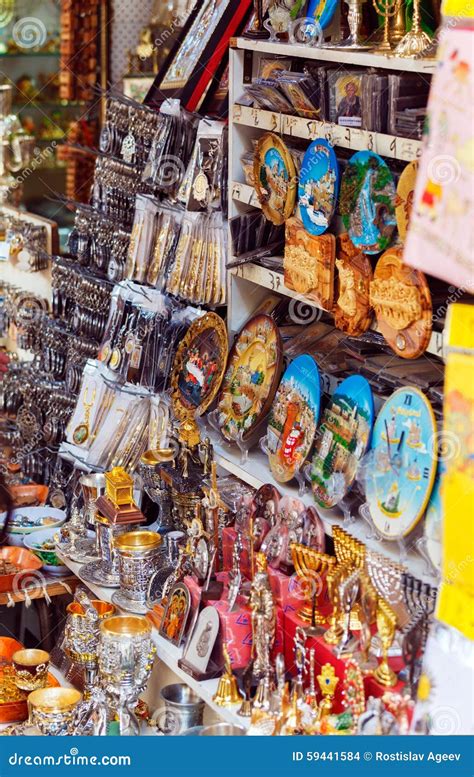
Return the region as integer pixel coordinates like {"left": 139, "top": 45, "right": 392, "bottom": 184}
{"left": 372, "top": 0, "right": 401, "bottom": 53}
{"left": 373, "top": 598, "right": 398, "bottom": 687}
{"left": 291, "top": 543, "right": 336, "bottom": 635}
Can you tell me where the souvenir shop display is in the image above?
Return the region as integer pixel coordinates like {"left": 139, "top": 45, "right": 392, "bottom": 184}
{"left": 0, "top": 84, "right": 34, "bottom": 204}
{"left": 0, "top": 0, "right": 471, "bottom": 747}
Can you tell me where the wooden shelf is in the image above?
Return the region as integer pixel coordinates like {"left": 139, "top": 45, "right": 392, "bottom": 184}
{"left": 229, "top": 261, "right": 445, "bottom": 359}
{"left": 0, "top": 574, "right": 78, "bottom": 605}
{"left": 232, "top": 36, "right": 437, "bottom": 74}
{"left": 232, "top": 104, "right": 422, "bottom": 163}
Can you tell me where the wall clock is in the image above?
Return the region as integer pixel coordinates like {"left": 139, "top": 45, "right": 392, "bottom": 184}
{"left": 253, "top": 132, "right": 297, "bottom": 225}
{"left": 171, "top": 312, "right": 228, "bottom": 445}
{"left": 370, "top": 246, "right": 432, "bottom": 359}
{"left": 365, "top": 387, "right": 437, "bottom": 540}
{"left": 216, "top": 314, "right": 283, "bottom": 443}
{"left": 310, "top": 374, "right": 374, "bottom": 509}
{"left": 339, "top": 149, "right": 396, "bottom": 255}
{"left": 266, "top": 354, "right": 321, "bottom": 483}
{"left": 298, "top": 138, "right": 339, "bottom": 236}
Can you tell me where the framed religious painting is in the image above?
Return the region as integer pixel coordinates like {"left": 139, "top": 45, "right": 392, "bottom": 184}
{"left": 395, "top": 160, "right": 418, "bottom": 242}
{"left": 370, "top": 247, "right": 432, "bottom": 359}
{"left": 310, "top": 375, "right": 374, "bottom": 509}
{"left": 151, "top": 0, "right": 252, "bottom": 112}
{"left": 365, "top": 387, "right": 437, "bottom": 540}
{"left": 339, "top": 150, "right": 397, "bottom": 255}
{"left": 159, "top": 582, "right": 191, "bottom": 647}
{"left": 253, "top": 133, "right": 297, "bottom": 225}
{"left": 216, "top": 314, "right": 283, "bottom": 443}
{"left": 265, "top": 354, "right": 321, "bottom": 484}
{"left": 171, "top": 312, "right": 228, "bottom": 445}
{"left": 298, "top": 138, "right": 339, "bottom": 236}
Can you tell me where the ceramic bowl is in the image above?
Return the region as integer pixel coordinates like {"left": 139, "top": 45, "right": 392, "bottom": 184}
{"left": 23, "top": 528, "right": 68, "bottom": 576}
{"left": 1, "top": 507, "right": 66, "bottom": 547}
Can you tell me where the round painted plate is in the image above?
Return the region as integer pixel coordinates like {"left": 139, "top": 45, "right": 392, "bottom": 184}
{"left": 171, "top": 312, "right": 228, "bottom": 421}
{"left": 217, "top": 314, "right": 283, "bottom": 442}
{"left": 298, "top": 139, "right": 339, "bottom": 236}
{"left": 310, "top": 375, "right": 374, "bottom": 509}
{"left": 340, "top": 150, "right": 397, "bottom": 255}
{"left": 424, "top": 474, "right": 442, "bottom": 572}
{"left": 266, "top": 354, "right": 321, "bottom": 483}
{"left": 308, "top": 0, "right": 339, "bottom": 29}
{"left": 253, "top": 133, "right": 296, "bottom": 226}
{"left": 395, "top": 160, "right": 418, "bottom": 242}
{"left": 366, "top": 387, "right": 437, "bottom": 540}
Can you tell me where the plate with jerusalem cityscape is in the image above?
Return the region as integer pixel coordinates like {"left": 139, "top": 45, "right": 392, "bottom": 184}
{"left": 339, "top": 149, "right": 396, "bottom": 255}
{"left": 266, "top": 354, "right": 321, "bottom": 483}
{"left": 217, "top": 314, "right": 283, "bottom": 443}
{"left": 310, "top": 374, "right": 374, "bottom": 509}
{"left": 253, "top": 132, "right": 297, "bottom": 225}
{"left": 298, "top": 138, "right": 339, "bottom": 236}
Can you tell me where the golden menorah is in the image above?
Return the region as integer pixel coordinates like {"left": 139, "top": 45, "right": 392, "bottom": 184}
{"left": 291, "top": 543, "right": 336, "bottom": 635}
{"left": 373, "top": 598, "right": 398, "bottom": 687}
{"left": 372, "top": 0, "right": 401, "bottom": 53}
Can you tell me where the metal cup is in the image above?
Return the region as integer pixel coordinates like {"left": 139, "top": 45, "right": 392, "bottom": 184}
{"left": 12, "top": 649, "right": 49, "bottom": 691}
{"left": 28, "top": 688, "right": 82, "bottom": 736}
{"left": 164, "top": 531, "right": 185, "bottom": 564}
{"left": 159, "top": 684, "right": 205, "bottom": 735}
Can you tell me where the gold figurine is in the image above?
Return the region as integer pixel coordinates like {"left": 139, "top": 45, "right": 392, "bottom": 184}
{"left": 250, "top": 553, "right": 276, "bottom": 680}
{"left": 213, "top": 644, "right": 243, "bottom": 707}
{"left": 317, "top": 664, "right": 339, "bottom": 722}
{"left": 373, "top": 598, "right": 398, "bottom": 687}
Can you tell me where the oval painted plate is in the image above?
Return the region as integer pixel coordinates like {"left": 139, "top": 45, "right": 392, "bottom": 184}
{"left": 253, "top": 133, "right": 297, "bottom": 226}
{"left": 395, "top": 160, "right": 418, "bottom": 242}
{"left": 310, "top": 374, "right": 374, "bottom": 509}
{"left": 308, "top": 0, "right": 339, "bottom": 29}
{"left": 340, "top": 150, "right": 397, "bottom": 255}
{"left": 298, "top": 139, "right": 339, "bottom": 236}
{"left": 424, "top": 474, "right": 442, "bottom": 572}
{"left": 266, "top": 354, "right": 321, "bottom": 483}
{"left": 365, "top": 386, "right": 437, "bottom": 540}
{"left": 172, "top": 312, "right": 228, "bottom": 421}
{"left": 217, "top": 314, "right": 283, "bottom": 442}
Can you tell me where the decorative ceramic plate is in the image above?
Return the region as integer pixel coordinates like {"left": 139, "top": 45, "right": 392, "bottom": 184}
{"left": 424, "top": 474, "right": 442, "bottom": 572}
{"left": 266, "top": 354, "right": 321, "bottom": 483}
{"left": 308, "top": 0, "right": 339, "bottom": 29}
{"left": 340, "top": 150, "right": 397, "bottom": 254}
{"left": 366, "top": 387, "right": 437, "bottom": 540}
{"left": 395, "top": 160, "right": 418, "bottom": 242}
{"left": 217, "top": 314, "right": 283, "bottom": 442}
{"left": 171, "top": 312, "right": 228, "bottom": 422}
{"left": 253, "top": 133, "right": 296, "bottom": 225}
{"left": 310, "top": 374, "right": 374, "bottom": 508}
{"left": 298, "top": 139, "right": 339, "bottom": 236}
{"left": 370, "top": 246, "right": 432, "bottom": 359}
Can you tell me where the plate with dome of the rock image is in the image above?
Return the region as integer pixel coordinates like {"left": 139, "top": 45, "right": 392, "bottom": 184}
{"left": 339, "top": 150, "right": 396, "bottom": 255}
{"left": 266, "top": 354, "right": 321, "bottom": 483}
{"left": 298, "top": 138, "right": 339, "bottom": 236}
{"left": 216, "top": 314, "right": 283, "bottom": 443}
{"left": 310, "top": 374, "right": 374, "bottom": 509}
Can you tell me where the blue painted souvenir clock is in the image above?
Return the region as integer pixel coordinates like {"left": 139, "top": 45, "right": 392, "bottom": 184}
{"left": 365, "top": 387, "right": 437, "bottom": 539}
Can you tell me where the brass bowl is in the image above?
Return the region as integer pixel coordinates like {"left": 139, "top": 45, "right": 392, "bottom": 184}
{"left": 141, "top": 446, "right": 178, "bottom": 466}
{"left": 66, "top": 600, "right": 116, "bottom": 619}
{"left": 28, "top": 687, "right": 82, "bottom": 712}
{"left": 12, "top": 649, "right": 49, "bottom": 667}
{"left": 114, "top": 530, "right": 162, "bottom": 552}
{"left": 101, "top": 614, "right": 151, "bottom": 637}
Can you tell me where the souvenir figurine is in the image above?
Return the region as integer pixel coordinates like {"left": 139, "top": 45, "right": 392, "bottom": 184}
{"left": 365, "top": 386, "right": 437, "bottom": 540}
{"left": 253, "top": 132, "right": 297, "bottom": 225}
{"left": 284, "top": 218, "right": 336, "bottom": 310}
{"left": 333, "top": 233, "right": 373, "bottom": 336}
{"left": 265, "top": 354, "right": 321, "bottom": 484}
{"left": 249, "top": 552, "right": 276, "bottom": 679}
{"left": 340, "top": 150, "right": 397, "bottom": 255}
{"left": 310, "top": 375, "right": 374, "bottom": 509}
{"left": 298, "top": 139, "right": 339, "bottom": 236}
{"left": 370, "top": 247, "right": 432, "bottom": 359}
